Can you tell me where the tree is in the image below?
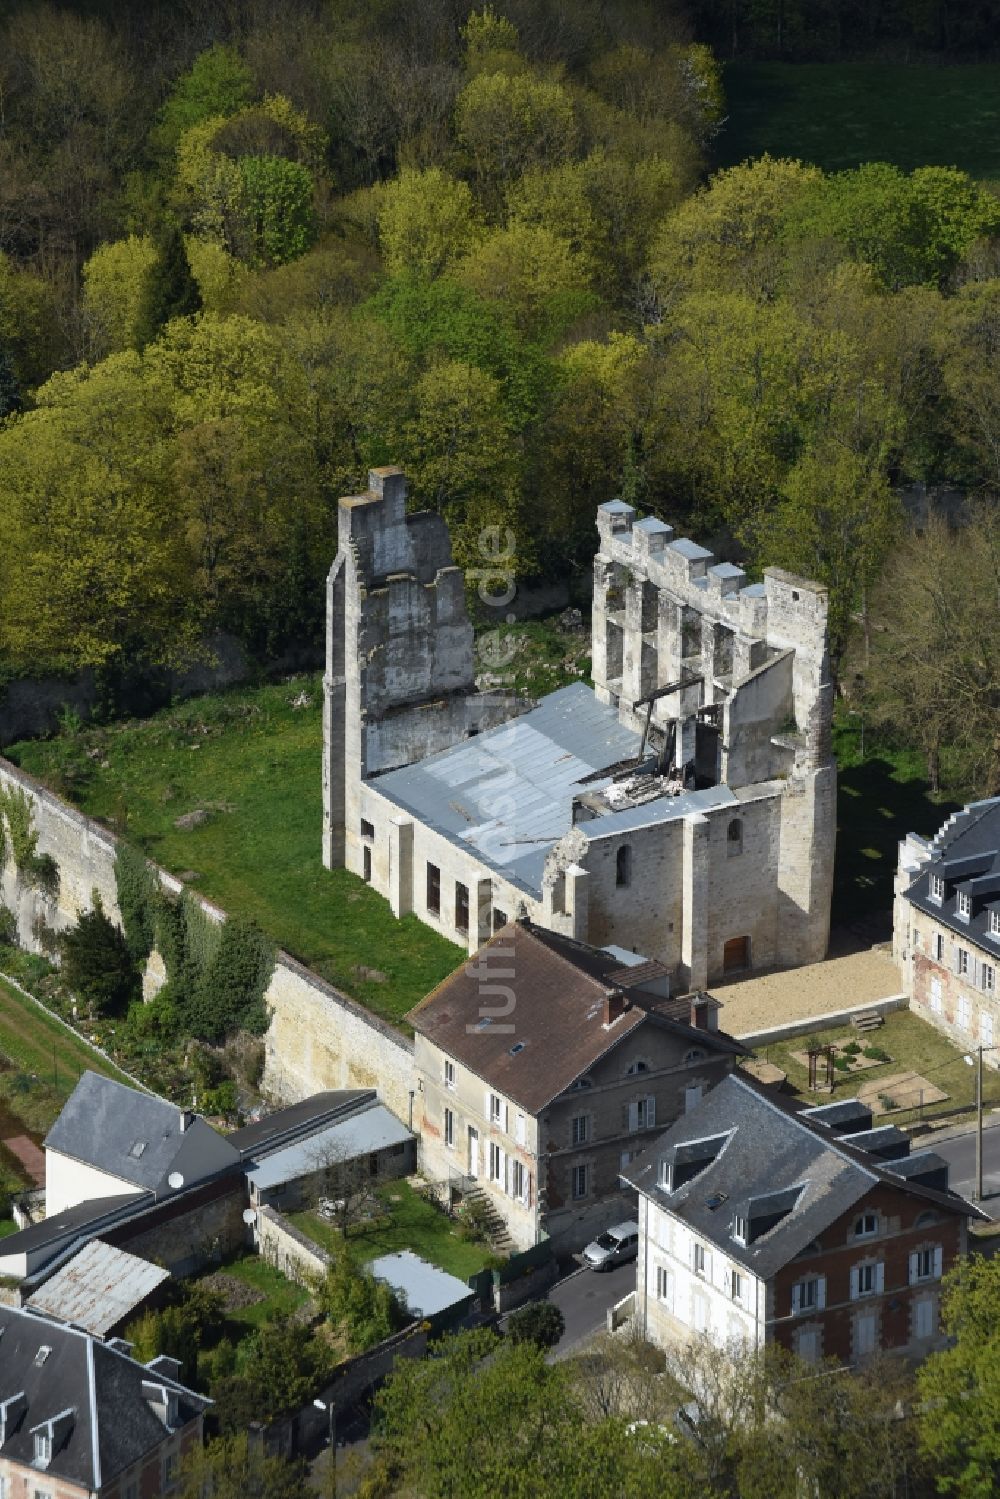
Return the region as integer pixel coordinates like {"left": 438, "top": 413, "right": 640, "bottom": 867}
{"left": 506, "top": 1299, "right": 565, "bottom": 1350}
{"left": 317, "top": 1253, "right": 408, "bottom": 1354}
{"left": 918, "top": 1256, "right": 1000, "bottom": 1498}
{"left": 184, "top": 916, "right": 274, "bottom": 1043}
{"left": 455, "top": 71, "right": 578, "bottom": 206}
{"left": 152, "top": 45, "right": 256, "bottom": 159}
{"left": 59, "top": 897, "right": 138, "bottom": 1018}
{"left": 214, "top": 1321, "right": 333, "bottom": 1430}
{"left": 178, "top": 1434, "right": 307, "bottom": 1499}
{"left": 0, "top": 344, "right": 22, "bottom": 419}
{"left": 377, "top": 167, "right": 480, "bottom": 278}
{"left": 133, "top": 225, "right": 202, "bottom": 349}
{"left": 865, "top": 506, "right": 1000, "bottom": 795}
{"left": 236, "top": 155, "right": 315, "bottom": 267}
{"left": 81, "top": 234, "right": 158, "bottom": 356}
{"left": 455, "top": 221, "right": 594, "bottom": 342}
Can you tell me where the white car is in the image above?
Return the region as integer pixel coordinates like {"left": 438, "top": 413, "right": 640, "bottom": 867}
{"left": 581, "top": 1220, "right": 640, "bottom": 1271}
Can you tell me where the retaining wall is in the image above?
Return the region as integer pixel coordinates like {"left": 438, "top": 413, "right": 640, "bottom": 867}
{"left": 0, "top": 757, "right": 415, "bottom": 1119}
{"left": 257, "top": 1204, "right": 330, "bottom": 1286}
{"left": 737, "top": 994, "right": 906, "bottom": 1049}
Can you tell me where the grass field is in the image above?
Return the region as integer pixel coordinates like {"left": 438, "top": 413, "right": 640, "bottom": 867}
{"left": 204, "top": 1253, "right": 309, "bottom": 1331}
{"left": 750, "top": 1009, "right": 1000, "bottom": 1124}
{"left": 718, "top": 62, "right": 1000, "bottom": 178}
{"left": 290, "top": 1179, "right": 495, "bottom": 1282}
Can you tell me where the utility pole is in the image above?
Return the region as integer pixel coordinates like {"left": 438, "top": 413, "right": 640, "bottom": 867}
{"left": 976, "top": 1045, "right": 984, "bottom": 1204}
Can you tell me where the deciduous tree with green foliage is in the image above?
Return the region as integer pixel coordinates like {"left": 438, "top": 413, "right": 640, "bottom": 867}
{"left": 918, "top": 1256, "right": 1000, "bottom": 1497}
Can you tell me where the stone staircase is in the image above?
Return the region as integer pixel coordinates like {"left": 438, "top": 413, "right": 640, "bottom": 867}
{"left": 461, "top": 1185, "right": 514, "bottom": 1254}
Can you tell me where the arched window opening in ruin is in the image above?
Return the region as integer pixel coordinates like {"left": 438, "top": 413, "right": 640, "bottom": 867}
{"left": 616, "top": 845, "right": 631, "bottom": 887}
{"left": 727, "top": 818, "right": 743, "bottom": 857}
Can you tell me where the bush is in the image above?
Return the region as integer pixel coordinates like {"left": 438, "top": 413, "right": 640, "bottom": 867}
{"left": 457, "top": 1195, "right": 496, "bottom": 1243}
{"left": 833, "top": 1055, "right": 852, "bottom": 1072}
{"left": 505, "top": 1300, "right": 564, "bottom": 1351}
{"left": 0, "top": 906, "right": 17, "bottom": 946}
{"left": 879, "top": 1093, "right": 899, "bottom": 1111}
{"left": 317, "top": 1254, "right": 408, "bottom": 1354}
{"left": 864, "top": 1045, "right": 890, "bottom": 1062}
{"left": 842, "top": 1041, "right": 862, "bottom": 1056}
{"left": 60, "top": 896, "right": 139, "bottom": 1017}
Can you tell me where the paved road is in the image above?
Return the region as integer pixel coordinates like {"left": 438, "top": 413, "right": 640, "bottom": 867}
{"left": 934, "top": 1126, "right": 1000, "bottom": 1222}
{"left": 547, "top": 1259, "right": 637, "bottom": 1358}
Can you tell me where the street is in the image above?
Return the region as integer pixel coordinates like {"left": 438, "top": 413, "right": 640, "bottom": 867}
{"left": 933, "top": 1123, "right": 1000, "bottom": 1223}
{"left": 546, "top": 1259, "right": 637, "bottom": 1359}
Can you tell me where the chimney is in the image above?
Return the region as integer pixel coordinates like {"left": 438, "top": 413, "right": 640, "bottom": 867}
{"left": 689, "top": 993, "right": 711, "bottom": 1031}
{"left": 603, "top": 988, "right": 629, "bottom": 1025}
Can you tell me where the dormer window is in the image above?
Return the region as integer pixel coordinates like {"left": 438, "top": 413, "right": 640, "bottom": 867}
{"left": 929, "top": 874, "right": 945, "bottom": 903}
{"left": 991, "top": 910, "right": 1000, "bottom": 938}
{"left": 658, "top": 1158, "right": 672, "bottom": 1191}
{"left": 34, "top": 1431, "right": 52, "bottom": 1467}
{"left": 732, "top": 1214, "right": 747, "bottom": 1244}
{"left": 957, "top": 891, "right": 971, "bottom": 921}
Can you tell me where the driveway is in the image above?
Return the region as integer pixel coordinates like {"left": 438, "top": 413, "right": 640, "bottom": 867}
{"left": 547, "top": 1259, "right": 637, "bottom": 1359}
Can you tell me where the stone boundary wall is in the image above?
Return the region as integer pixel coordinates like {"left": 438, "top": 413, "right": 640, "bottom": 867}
{"left": 257, "top": 1204, "right": 330, "bottom": 1286}
{"left": 737, "top": 994, "right": 906, "bottom": 1049}
{"left": 0, "top": 757, "right": 415, "bottom": 1119}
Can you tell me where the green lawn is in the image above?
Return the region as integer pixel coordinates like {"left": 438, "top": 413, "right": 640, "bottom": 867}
{"left": 0, "top": 1218, "right": 18, "bottom": 1239}
{"left": 289, "top": 1179, "right": 495, "bottom": 1282}
{"left": 0, "top": 972, "right": 135, "bottom": 1133}
{"left": 718, "top": 62, "right": 1000, "bottom": 179}
{"left": 831, "top": 711, "right": 962, "bottom": 931}
{"left": 200, "top": 1253, "right": 308, "bottom": 1331}
{"left": 750, "top": 1009, "right": 1000, "bottom": 1124}
{"left": 6, "top": 679, "right": 464, "bottom": 1029}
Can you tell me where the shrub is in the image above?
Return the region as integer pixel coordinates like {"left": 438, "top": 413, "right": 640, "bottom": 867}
{"left": 456, "top": 1195, "right": 496, "bottom": 1243}
{"left": 317, "top": 1254, "right": 408, "bottom": 1354}
{"left": 0, "top": 905, "right": 17, "bottom": 946}
{"left": 60, "top": 895, "right": 139, "bottom": 1017}
{"left": 506, "top": 1300, "right": 564, "bottom": 1351}
{"left": 864, "top": 1045, "right": 890, "bottom": 1062}
{"left": 833, "top": 1055, "right": 852, "bottom": 1072}
{"left": 842, "top": 1041, "right": 862, "bottom": 1056}
{"left": 879, "top": 1093, "right": 899, "bottom": 1111}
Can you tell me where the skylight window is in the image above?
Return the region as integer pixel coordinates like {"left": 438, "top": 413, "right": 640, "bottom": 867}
{"left": 33, "top": 1347, "right": 51, "bottom": 1367}
{"left": 129, "top": 1140, "right": 146, "bottom": 1158}
{"left": 509, "top": 1042, "right": 525, "bottom": 1055}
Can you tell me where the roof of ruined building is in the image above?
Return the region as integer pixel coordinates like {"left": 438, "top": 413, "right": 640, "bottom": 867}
{"left": 406, "top": 921, "right": 743, "bottom": 1115}
{"left": 0, "top": 1304, "right": 209, "bottom": 1490}
{"left": 374, "top": 683, "right": 736, "bottom": 895}
{"left": 622, "top": 1072, "right": 982, "bottom": 1281}
{"left": 904, "top": 797, "right": 1000, "bottom": 959}
{"left": 45, "top": 1072, "right": 240, "bottom": 1194}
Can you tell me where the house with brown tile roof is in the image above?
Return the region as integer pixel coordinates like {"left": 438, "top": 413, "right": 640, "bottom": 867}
{"left": 407, "top": 919, "right": 745, "bottom": 1252}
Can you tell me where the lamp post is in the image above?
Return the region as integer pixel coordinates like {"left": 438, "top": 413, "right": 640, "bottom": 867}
{"left": 965, "top": 1046, "right": 988, "bottom": 1202}
{"left": 313, "top": 1398, "right": 336, "bottom": 1498}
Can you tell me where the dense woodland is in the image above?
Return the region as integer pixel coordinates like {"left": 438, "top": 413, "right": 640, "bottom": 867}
{"left": 0, "top": 0, "right": 997, "bottom": 791}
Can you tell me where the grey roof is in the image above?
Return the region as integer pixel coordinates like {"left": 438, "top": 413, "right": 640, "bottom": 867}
{"left": 0, "top": 1304, "right": 208, "bottom": 1490}
{"left": 0, "top": 1195, "right": 151, "bottom": 1275}
{"left": 709, "top": 563, "right": 745, "bottom": 581}
{"left": 366, "top": 1250, "right": 474, "bottom": 1319}
{"left": 599, "top": 500, "right": 634, "bottom": 516}
{"left": 45, "top": 1072, "right": 241, "bottom": 1195}
{"left": 375, "top": 684, "right": 738, "bottom": 893}
{"left": 634, "top": 517, "right": 672, "bottom": 535}
{"left": 375, "top": 684, "right": 644, "bottom": 893}
{"left": 669, "top": 537, "right": 713, "bottom": 562}
{"left": 623, "top": 1073, "right": 980, "bottom": 1280}
{"left": 246, "top": 1103, "right": 413, "bottom": 1192}
{"left": 228, "top": 1090, "right": 375, "bottom": 1157}
{"left": 26, "top": 1241, "right": 169, "bottom": 1338}
{"left": 904, "top": 797, "right": 1000, "bottom": 958}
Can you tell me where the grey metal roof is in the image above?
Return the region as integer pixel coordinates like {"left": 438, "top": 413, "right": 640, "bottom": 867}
{"left": 26, "top": 1240, "right": 169, "bottom": 1338}
{"left": 246, "top": 1103, "right": 413, "bottom": 1192}
{"left": 904, "top": 797, "right": 1000, "bottom": 959}
{"left": 709, "top": 563, "right": 745, "bottom": 580}
{"left": 669, "top": 538, "right": 713, "bottom": 561}
{"left": 0, "top": 1195, "right": 152, "bottom": 1275}
{"left": 375, "top": 684, "right": 644, "bottom": 893}
{"left": 0, "top": 1305, "right": 208, "bottom": 1490}
{"left": 577, "top": 783, "right": 736, "bottom": 838}
{"left": 45, "top": 1072, "right": 241, "bottom": 1195}
{"left": 366, "top": 1250, "right": 474, "bottom": 1319}
{"left": 634, "top": 517, "right": 672, "bottom": 535}
{"left": 623, "top": 1073, "right": 979, "bottom": 1280}
{"left": 227, "top": 1090, "right": 375, "bottom": 1157}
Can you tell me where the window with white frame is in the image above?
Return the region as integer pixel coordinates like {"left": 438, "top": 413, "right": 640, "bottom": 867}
{"left": 991, "top": 909, "right": 1000, "bottom": 938}
{"left": 444, "top": 1108, "right": 454, "bottom": 1148}
{"left": 656, "top": 1265, "right": 673, "bottom": 1305}
{"left": 628, "top": 1095, "right": 656, "bottom": 1132}
{"left": 930, "top": 976, "right": 943, "bottom": 1014}
{"left": 934, "top": 933, "right": 945, "bottom": 962}
{"left": 658, "top": 1158, "right": 672, "bottom": 1191}
{"left": 930, "top": 874, "right": 944, "bottom": 902}
{"left": 443, "top": 1059, "right": 455, "bottom": 1090}
{"left": 983, "top": 1011, "right": 995, "bottom": 1048}
{"left": 913, "top": 1296, "right": 936, "bottom": 1340}
{"left": 510, "top": 1159, "right": 530, "bottom": 1204}
{"left": 626, "top": 1059, "right": 649, "bottom": 1075}
{"left": 851, "top": 1261, "right": 884, "bottom": 1299}
{"left": 572, "top": 1163, "right": 589, "bottom": 1199}
{"left": 854, "top": 1309, "right": 878, "bottom": 1356}
{"left": 34, "top": 1432, "right": 52, "bottom": 1467}
{"left": 983, "top": 966, "right": 995, "bottom": 998}
{"left": 489, "top": 1142, "right": 504, "bottom": 1183}
{"left": 693, "top": 1242, "right": 710, "bottom": 1278}
{"left": 791, "top": 1275, "right": 826, "bottom": 1314}
{"left": 515, "top": 1112, "right": 526, "bottom": 1146}
{"left": 909, "top": 1246, "right": 943, "bottom": 1284}
{"left": 959, "top": 948, "right": 971, "bottom": 976}
{"left": 731, "top": 1270, "right": 745, "bottom": 1303}
{"left": 489, "top": 1093, "right": 504, "bottom": 1125}
{"left": 854, "top": 1212, "right": 878, "bottom": 1239}
{"left": 571, "top": 1114, "right": 589, "bottom": 1146}
{"left": 732, "top": 1214, "right": 747, "bottom": 1244}
{"left": 958, "top": 993, "right": 971, "bottom": 1030}
{"left": 958, "top": 891, "right": 971, "bottom": 920}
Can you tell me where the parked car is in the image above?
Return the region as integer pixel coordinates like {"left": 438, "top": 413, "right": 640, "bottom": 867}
{"left": 582, "top": 1220, "right": 640, "bottom": 1271}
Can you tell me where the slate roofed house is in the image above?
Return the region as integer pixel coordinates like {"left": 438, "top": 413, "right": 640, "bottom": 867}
{"left": 44, "top": 1071, "right": 241, "bottom": 1218}
{"left": 408, "top": 918, "right": 745, "bottom": 1253}
{"left": 895, "top": 796, "right": 1000, "bottom": 1062}
{"left": 0, "top": 1304, "right": 209, "bottom": 1498}
{"left": 625, "top": 1072, "right": 983, "bottom": 1365}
